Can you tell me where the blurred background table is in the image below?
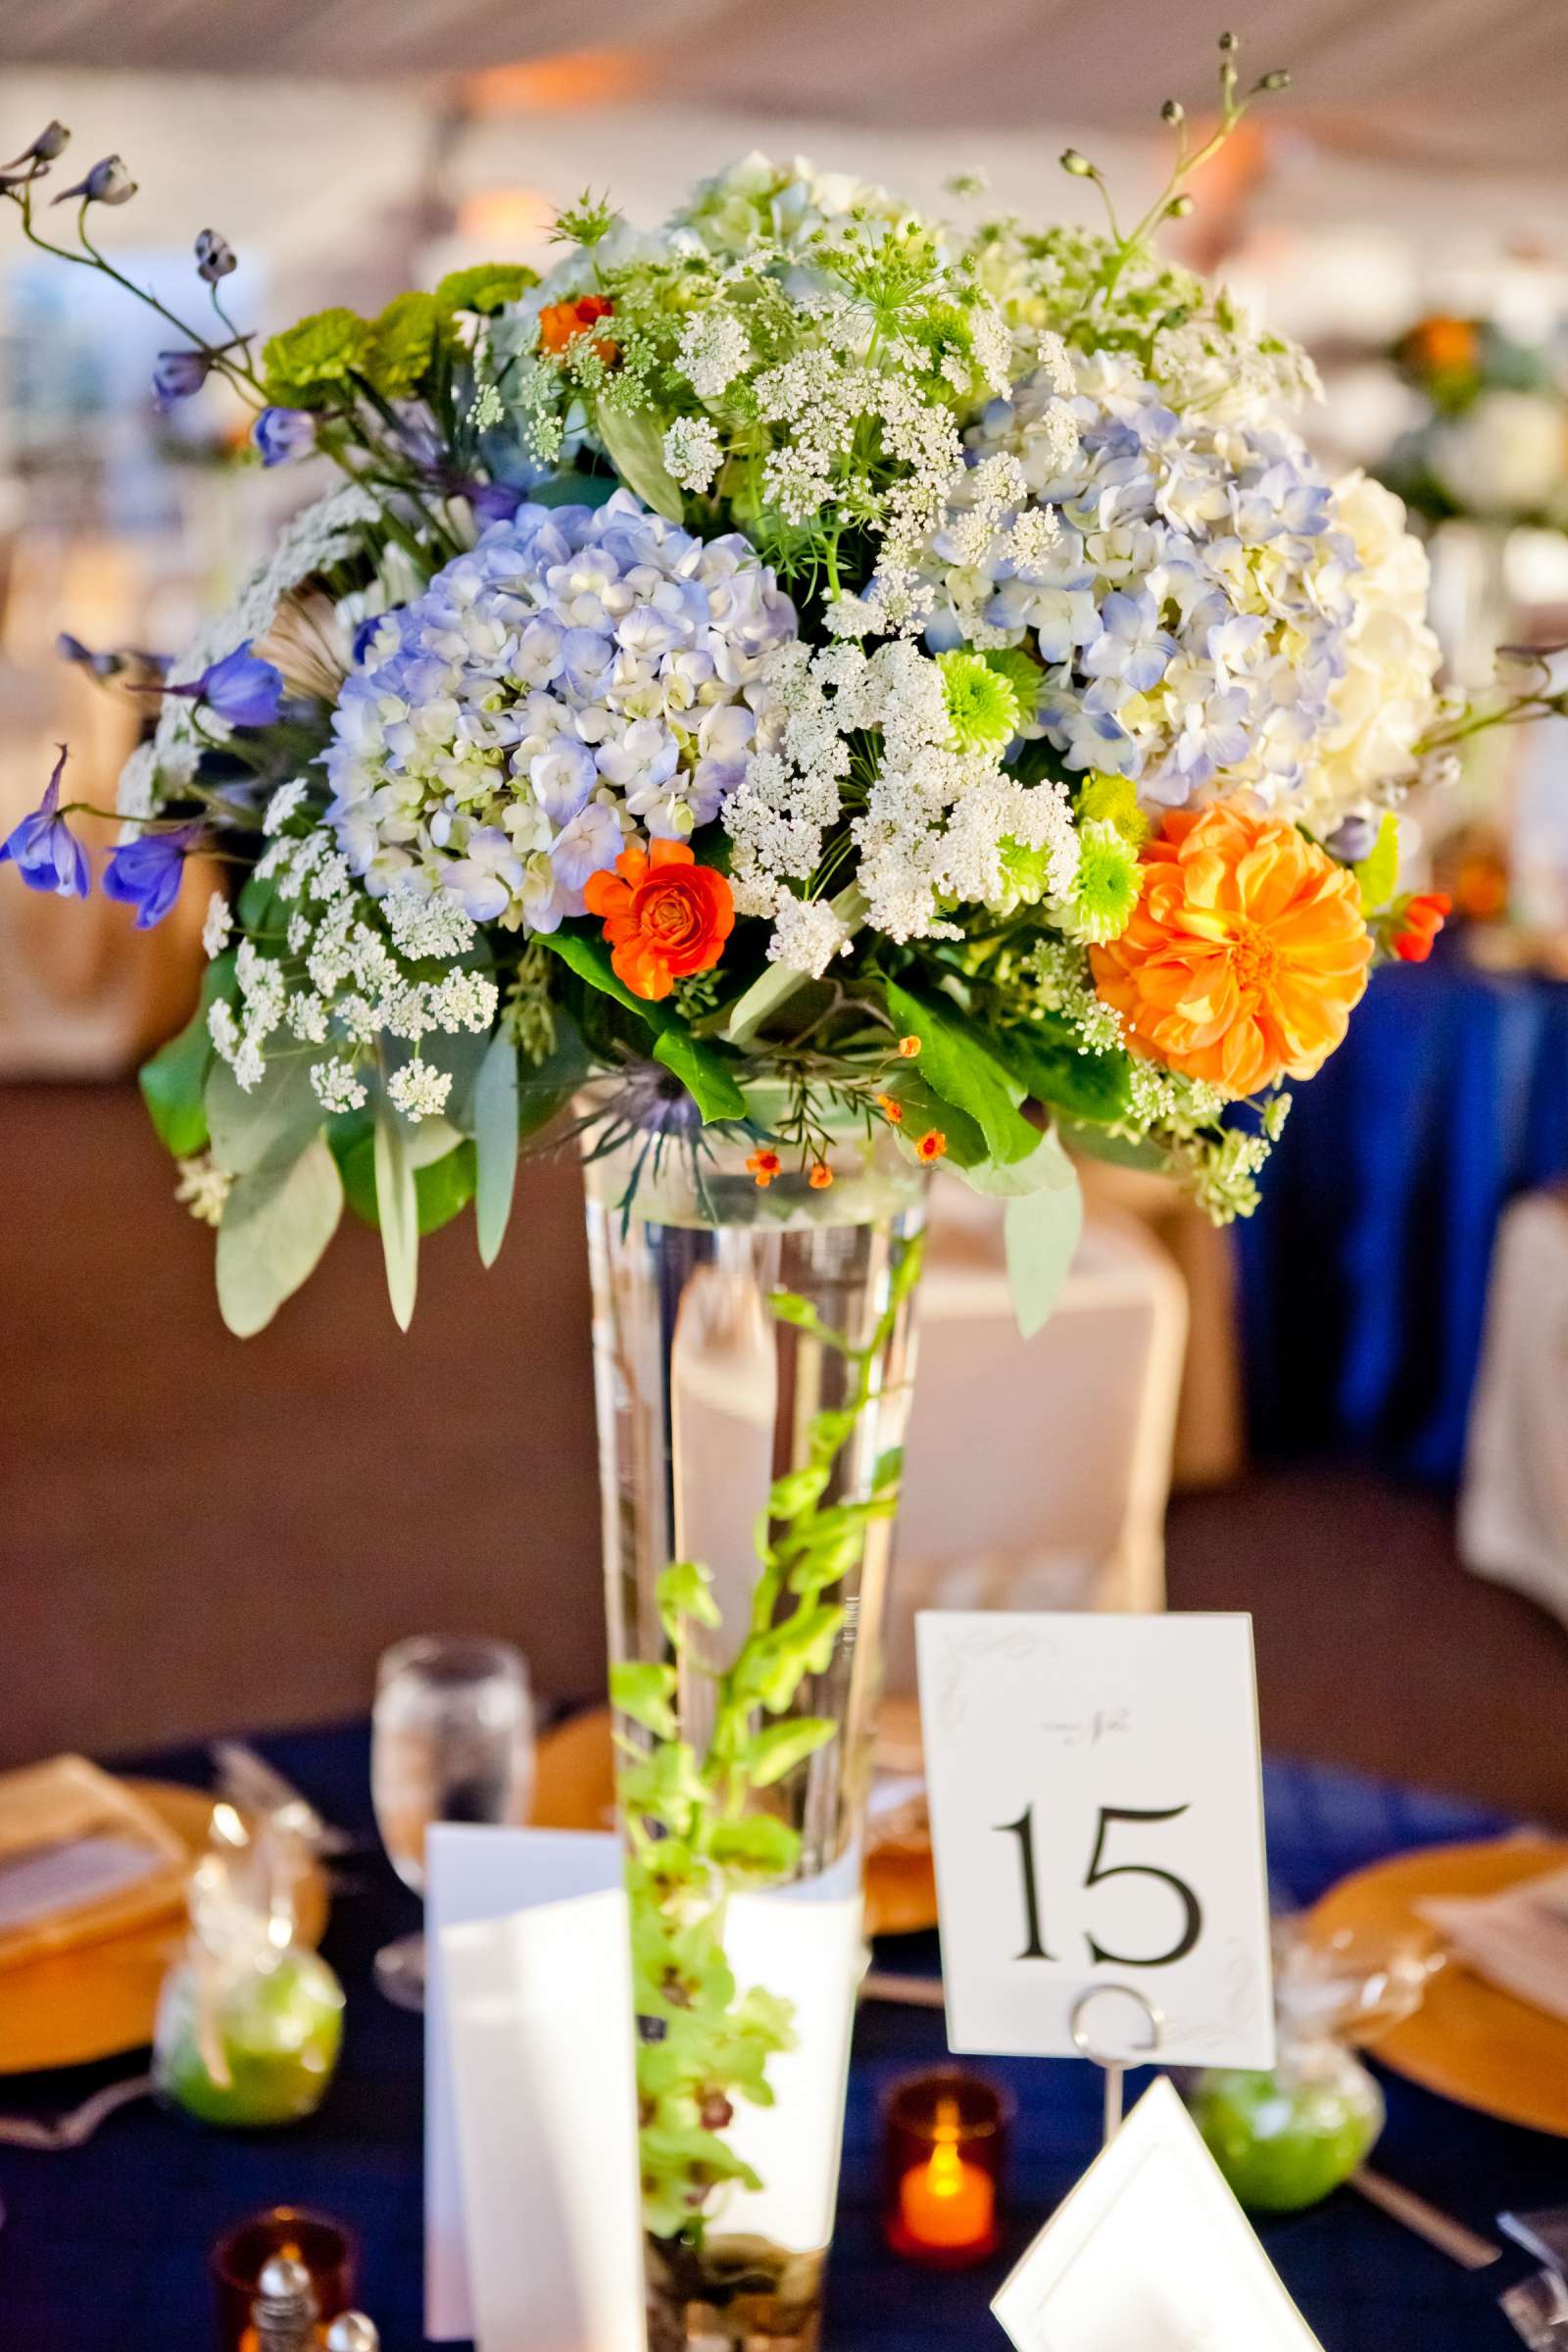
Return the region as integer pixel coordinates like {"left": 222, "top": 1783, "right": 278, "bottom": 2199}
{"left": 0, "top": 1722, "right": 1556, "bottom": 2351}
{"left": 1240, "top": 944, "right": 1568, "bottom": 1485}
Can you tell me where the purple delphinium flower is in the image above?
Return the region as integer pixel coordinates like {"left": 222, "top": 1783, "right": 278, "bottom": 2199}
{"left": 252, "top": 407, "right": 317, "bottom": 468}
{"left": 51, "top": 154, "right": 135, "bottom": 207}
{"left": 163, "top": 642, "right": 284, "bottom": 728}
{"left": 466, "top": 478, "right": 526, "bottom": 525}
{"left": 102, "top": 824, "right": 202, "bottom": 929}
{"left": 194, "top": 228, "right": 235, "bottom": 282}
{"left": 152, "top": 349, "right": 212, "bottom": 410}
{"left": 0, "top": 746, "right": 90, "bottom": 898}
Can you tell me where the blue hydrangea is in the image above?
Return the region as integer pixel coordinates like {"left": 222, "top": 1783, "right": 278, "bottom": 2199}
{"left": 323, "top": 489, "right": 797, "bottom": 931}
{"left": 920, "top": 350, "right": 1367, "bottom": 813}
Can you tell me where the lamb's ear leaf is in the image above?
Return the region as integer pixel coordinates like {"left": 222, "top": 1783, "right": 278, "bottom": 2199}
{"left": 1003, "top": 1143, "right": 1082, "bottom": 1338}
{"left": 473, "top": 1031, "right": 520, "bottom": 1267}
{"left": 372, "top": 1102, "right": 420, "bottom": 1332}
{"left": 593, "top": 398, "right": 684, "bottom": 522}
{"left": 216, "top": 1136, "right": 342, "bottom": 1339}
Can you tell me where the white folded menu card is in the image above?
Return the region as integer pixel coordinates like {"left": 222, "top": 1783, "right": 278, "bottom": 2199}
{"left": 992, "top": 2076, "right": 1325, "bottom": 2352}
{"left": 0, "top": 1834, "right": 166, "bottom": 1933}
{"left": 1420, "top": 1860, "right": 1568, "bottom": 2022}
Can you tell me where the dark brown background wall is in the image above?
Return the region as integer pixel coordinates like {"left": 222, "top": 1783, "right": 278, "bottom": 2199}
{"left": 1, "top": 1083, "right": 606, "bottom": 1765}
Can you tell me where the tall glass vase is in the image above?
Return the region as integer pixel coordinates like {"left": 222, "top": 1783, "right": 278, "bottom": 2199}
{"left": 583, "top": 1103, "right": 928, "bottom": 2352}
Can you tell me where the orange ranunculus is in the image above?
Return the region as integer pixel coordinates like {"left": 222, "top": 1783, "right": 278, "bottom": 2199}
{"left": 1089, "top": 798, "right": 1372, "bottom": 1096}
{"left": 581, "top": 838, "right": 734, "bottom": 1003}
{"left": 1406, "top": 314, "right": 1478, "bottom": 377}
{"left": 537, "top": 293, "right": 616, "bottom": 363}
{"left": 1391, "top": 891, "right": 1450, "bottom": 964}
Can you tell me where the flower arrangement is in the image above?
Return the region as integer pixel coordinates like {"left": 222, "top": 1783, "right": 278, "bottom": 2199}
{"left": 1379, "top": 314, "right": 1568, "bottom": 528}
{"left": 0, "top": 44, "right": 1549, "bottom": 1347}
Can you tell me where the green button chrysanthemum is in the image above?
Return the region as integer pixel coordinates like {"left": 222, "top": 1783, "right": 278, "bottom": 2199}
{"left": 1068, "top": 818, "right": 1143, "bottom": 944}
{"left": 937, "top": 649, "right": 1020, "bottom": 758}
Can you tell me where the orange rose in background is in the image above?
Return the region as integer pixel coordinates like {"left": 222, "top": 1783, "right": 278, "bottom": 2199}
{"left": 583, "top": 839, "right": 734, "bottom": 1003}
{"left": 1089, "top": 798, "right": 1371, "bottom": 1096}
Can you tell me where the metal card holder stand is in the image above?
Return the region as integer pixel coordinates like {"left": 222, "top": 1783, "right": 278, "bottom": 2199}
{"left": 1069, "top": 1983, "right": 1166, "bottom": 2146}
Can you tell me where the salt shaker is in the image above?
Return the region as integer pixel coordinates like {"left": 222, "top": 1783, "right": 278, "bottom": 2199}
{"left": 324, "top": 2318, "right": 379, "bottom": 2352}
{"left": 250, "top": 2256, "right": 318, "bottom": 2352}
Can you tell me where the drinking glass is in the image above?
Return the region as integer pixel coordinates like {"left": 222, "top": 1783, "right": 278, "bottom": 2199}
{"left": 370, "top": 1636, "right": 535, "bottom": 2008}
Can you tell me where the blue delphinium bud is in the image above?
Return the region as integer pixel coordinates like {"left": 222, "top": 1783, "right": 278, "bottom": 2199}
{"left": 0, "top": 746, "right": 91, "bottom": 899}
{"left": 0, "top": 122, "right": 70, "bottom": 179}
{"left": 194, "top": 644, "right": 284, "bottom": 727}
{"left": 52, "top": 154, "right": 136, "bottom": 207}
{"left": 1324, "top": 813, "right": 1378, "bottom": 865}
{"left": 152, "top": 349, "right": 212, "bottom": 410}
{"left": 194, "top": 228, "right": 236, "bottom": 282}
{"left": 102, "top": 825, "right": 201, "bottom": 929}
{"left": 252, "top": 407, "right": 317, "bottom": 468}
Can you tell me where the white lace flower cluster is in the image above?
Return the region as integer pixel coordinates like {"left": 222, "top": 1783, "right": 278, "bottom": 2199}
{"left": 206, "top": 822, "right": 498, "bottom": 1120}
{"left": 916, "top": 349, "right": 1436, "bottom": 819}
{"left": 117, "top": 486, "right": 382, "bottom": 819}
{"left": 323, "top": 491, "right": 797, "bottom": 932}
{"left": 732, "top": 637, "right": 1079, "bottom": 969}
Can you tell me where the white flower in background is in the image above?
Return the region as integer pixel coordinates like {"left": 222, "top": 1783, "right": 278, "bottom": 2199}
{"left": 323, "top": 492, "right": 797, "bottom": 932}
{"left": 173, "top": 1153, "right": 231, "bottom": 1227}
{"left": 201, "top": 892, "right": 233, "bottom": 959}
{"left": 1428, "top": 390, "right": 1568, "bottom": 519}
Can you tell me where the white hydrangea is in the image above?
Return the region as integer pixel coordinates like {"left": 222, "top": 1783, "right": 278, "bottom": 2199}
{"left": 323, "top": 491, "right": 796, "bottom": 933}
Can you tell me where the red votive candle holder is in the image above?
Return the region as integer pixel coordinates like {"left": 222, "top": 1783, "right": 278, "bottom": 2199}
{"left": 882, "top": 2070, "right": 1012, "bottom": 2268}
{"left": 211, "top": 2207, "right": 357, "bottom": 2350}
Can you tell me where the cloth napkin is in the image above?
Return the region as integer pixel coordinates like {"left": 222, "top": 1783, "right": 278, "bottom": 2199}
{"left": 1419, "top": 1862, "right": 1568, "bottom": 2023}
{"left": 0, "top": 1755, "right": 189, "bottom": 1970}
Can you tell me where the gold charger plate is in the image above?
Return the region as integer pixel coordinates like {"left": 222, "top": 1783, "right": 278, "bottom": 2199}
{"left": 1309, "top": 1834, "right": 1568, "bottom": 2137}
{"left": 0, "top": 1779, "right": 330, "bottom": 2076}
{"left": 534, "top": 1707, "right": 938, "bottom": 1939}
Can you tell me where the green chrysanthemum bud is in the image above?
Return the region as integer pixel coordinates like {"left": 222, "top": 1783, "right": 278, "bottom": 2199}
{"left": 937, "top": 649, "right": 1020, "bottom": 758}
{"left": 1067, "top": 819, "right": 1143, "bottom": 944}
{"left": 1076, "top": 770, "right": 1152, "bottom": 847}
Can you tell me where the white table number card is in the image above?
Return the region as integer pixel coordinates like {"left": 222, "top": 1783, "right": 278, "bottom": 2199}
{"left": 917, "top": 1612, "right": 1274, "bottom": 2068}
{"left": 992, "top": 2076, "right": 1324, "bottom": 2352}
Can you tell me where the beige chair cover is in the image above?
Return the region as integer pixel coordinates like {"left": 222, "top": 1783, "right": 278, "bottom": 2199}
{"left": 1458, "top": 1188, "right": 1568, "bottom": 1624}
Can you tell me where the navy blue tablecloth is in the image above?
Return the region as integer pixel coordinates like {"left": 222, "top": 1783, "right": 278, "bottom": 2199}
{"left": 1239, "top": 946, "right": 1568, "bottom": 1484}
{"left": 1, "top": 1724, "right": 1563, "bottom": 2351}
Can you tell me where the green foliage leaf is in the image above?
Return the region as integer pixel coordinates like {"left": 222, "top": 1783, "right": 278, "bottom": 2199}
{"left": 372, "top": 1103, "right": 420, "bottom": 1332}
{"left": 541, "top": 924, "right": 651, "bottom": 1020}
{"left": 989, "top": 1013, "right": 1136, "bottom": 1128}
{"left": 741, "top": 1718, "right": 839, "bottom": 1788}
{"left": 1004, "top": 1139, "right": 1083, "bottom": 1338}
{"left": 657, "top": 1559, "right": 722, "bottom": 1643}
{"left": 529, "top": 470, "right": 621, "bottom": 511}
{"left": 472, "top": 1031, "right": 519, "bottom": 1267}
{"left": 1056, "top": 1117, "right": 1168, "bottom": 1174}
{"left": 883, "top": 980, "right": 1038, "bottom": 1164}
{"left": 706, "top": 1815, "right": 802, "bottom": 1879}
{"left": 1354, "top": 812, "right": 1401, "bottom": 912}
{"left": 216, "top": 1136, "right": 343, "bottom": 1339}
{"left": 139, "top": 955, "right": 234, "bottom": 1157}
{"left": 593, "top": 396, "right": 685, "bottom": 521}
{"left": 767, "top": 1465, "right": 830, "bottom": 1519}
{"left": 433, "top": 263, "right": 538, "bottom": 317}
{"left": 651, "top": 1029, "right": 748, "bottom": 1124}
{"left": 611, "top": 1660, "right": 680, "bottom": 1740}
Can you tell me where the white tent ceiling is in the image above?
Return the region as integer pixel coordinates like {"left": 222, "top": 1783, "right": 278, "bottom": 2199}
{"left": 1, "top": 0, "right": 1564, "bottom": 178}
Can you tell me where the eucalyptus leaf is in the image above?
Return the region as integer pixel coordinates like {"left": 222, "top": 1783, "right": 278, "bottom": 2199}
{"left": 958, "top": 1123, "right": 1077, "bottom": 1200}
{"left": 372, "top": 1102, "right": 420, "bottom": 1332}
{"left": 472, "top": 1031, "right": 520, "bottom": 1267}
{"left": 593, "top": 398, "right": 684, "bottom": 522}
{"left": 139, "top": 955, "right": 236, "bottom": 1158}
{"left": 1004, "top": 1152, "right": 1083, "bottom": 1339}
{"left": 883, "top": 979, "right": 1038, "bottom": 1165}
{"left": 216, "top": 1136, "right": 343, "bottom": 1339}
{"left": 207, "top": 1050, "right": 326, "bottom": 1177}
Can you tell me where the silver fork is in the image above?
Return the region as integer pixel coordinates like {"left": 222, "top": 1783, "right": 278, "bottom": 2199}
{"left": 0, "top": 2072, "right": 154, "bottom": 2150}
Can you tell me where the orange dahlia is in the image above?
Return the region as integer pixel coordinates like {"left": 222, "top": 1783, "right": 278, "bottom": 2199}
{"left": 1089, "top": 798, "right": 1371, "bottom": 1096}
{"left": 582, "top": 838, "right": 734, "bottom": 1003}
